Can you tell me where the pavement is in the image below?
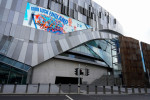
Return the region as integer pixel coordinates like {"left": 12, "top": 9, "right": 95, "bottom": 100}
{"left": 0, "top": 94, "right": 150, "bottom": 100}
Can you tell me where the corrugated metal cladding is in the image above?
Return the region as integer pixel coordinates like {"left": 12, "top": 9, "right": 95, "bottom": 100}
{"left": 119, "top": 36, "right": 145, "bottom": 87}
{"left": 0, "top": 0, "right": 123, "bottom": 67}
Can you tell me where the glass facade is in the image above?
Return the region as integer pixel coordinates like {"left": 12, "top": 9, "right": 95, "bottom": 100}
{"left": 0, "top": 54, "right": 31, "bottom": 84}
{"left": 60, "top": 39, "right": 122, "bottom": 77}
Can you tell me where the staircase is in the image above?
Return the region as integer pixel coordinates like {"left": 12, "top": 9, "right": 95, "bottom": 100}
{"left": 91, "top": 75, "right": 122, "bottom": 86}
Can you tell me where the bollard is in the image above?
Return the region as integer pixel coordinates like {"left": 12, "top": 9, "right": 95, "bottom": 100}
{"left": 37, "top": 83, "right": 40, "bottom": 93}
{"left": 25, "top": 83, "right": 29, "bottom": 93}
{"left": 118, "top": 86, "right": 121, "bottom": 94}
{"left": 132, "top": 86, "right": 135, "bottom": 94}
{"left": 59, "top": 84, "right": 61, "bottom": 94}
{"left": 95, "top": 85, "right": 97, "bottom": 94}
{"left": 103, "top": 86, "right": 105, "bottom": 94}
{"left": 144, "top": 86, "right": 147, "bottom": 94}
{"left": 0, "top": 83, "right": 4, "bottom": 93}
{"left": 111, "top": 86, "right": 113, "bottom": 94}
{"left": 125, "top": 86, "right": 128, "bottom": 94}
{"left": 69, "top": 84, "right": 71, "bottom": 94}
{"left": 138, "top": 85, "right": 141, "bottom": 94}
{"left": 13, "top": 82, "right": 17, "bottom": 93}
{"left": 87, "top": 85, "right": 89, "bottom": 94}
{"left": 48, "top": 83, "right": 51, "bottom": 93}
{"left": 78, "top": 85, "right": 80, "bottom": 94}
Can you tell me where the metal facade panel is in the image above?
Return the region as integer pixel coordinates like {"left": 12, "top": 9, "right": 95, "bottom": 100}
{"left": 18, "top": 42, "right": 28, "bottom": 63}
{"left": 21, "top": 0, "right": 27, "bottom": 13}
{"left": 16, "top": 0, "right": 23, "bottom": 12}
{"left": 0, "top": 0, "right": 7, "bottom": 8}
{"left": 12, "top": 40, "right": 23, "bottom": 60}
{"left": 20, "top": 26, "right": 26, "bottom": 39}
{"left": 5, "top": 0, "right": 13, "bottom": 9}
{"left": 7, "top": 10, "right": 15, "bottom": 23}
{"left": 17, "top": 12, "right": 24, "bottom": 25}
{"left": 0, "top": 21, "right": 6, "bottom": 34}
{"left": 38, "top": 30, "right": 44, "bottom": 43}
{"left": 11, "top": 0, "right": 17, "bottom": 10}
{"left": 50, "top": 1, "right": 55, "bottom": 11}
{"left": 43, "top": 0, "right": 48, "bottom": 8}
{"left": 13, "top": 11, "right": 19, "bottom": 24}
{"left": 59, "top": 39, "right": 66, "bottom": 51}
{"left": 55, "top": 40, "right": 63, "bottom": 52}
{"left": 0, "top": 7, "right": 4, "bottom": 21}
{"left": 36, "top": 0, "right": 40, "bottom": 6}
{"left": 4, "top": 22, "right": 11, "bottom": 36}
{"left": 31, "top": 43, "right": 38, "bottom": 66}
{"left": 47, "top": 32, "right": 52, "bottom": 42}
{"left": 31, "top": 0, "right": 37, "bottom": 4}
{"left": 30, "top": 28, "right": 35, "bottom": 41}
{"left": 2, "top": 8, "right": 9, "bottom": 22}
{"left": 14, "top": 25, "right": 22, "bottom": 38}
{"left": 24, "top": 27, "right": 31, "bottom": 41}
{"left": 47, "top": 42, "right": 54, "bottom": 58}
{"left": 6, "top": 39, "right": 18, "bottom": 58}
{"left": 39, "top": 0, "right": 44, "bottom": 7}
{"left": 43, "top": 43, "right": 49, "bottom": 60}
{"left": 43, "top": 31, "right": 48, "bottom": 43}
{"left": 37, "top": 44, "right": 44, "bottom": 63}
{"left": 34, "top": 29, "right": 39, "bottom": 42}
{"left": 0, "top": 0, "right": 2, "bottom": 5}
{"left": 65, "top": 37, "right": 72, "bottom": 48}
{"left": 63, "top": 39, "right": 69, "bottom": 51}
{"left": 25, "top": 42, "right": 33, "bottom": 65}
{"left": 51, "top": 41, "right": 59, "bottom": 55}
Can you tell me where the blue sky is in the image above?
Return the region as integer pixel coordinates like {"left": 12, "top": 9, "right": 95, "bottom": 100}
{"left": 93, "top": 0, "right": 150, "bottom": 44}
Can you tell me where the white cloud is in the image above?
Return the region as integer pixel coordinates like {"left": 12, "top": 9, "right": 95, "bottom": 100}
{"left": 93, "top": 0, "right": 150, "bottom": 44}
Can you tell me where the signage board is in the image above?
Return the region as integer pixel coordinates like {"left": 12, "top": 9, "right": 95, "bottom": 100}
{"left": 23, "top": 2, "right": 92, "bottom": 34}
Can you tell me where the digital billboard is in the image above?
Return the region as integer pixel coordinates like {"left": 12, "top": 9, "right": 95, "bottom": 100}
{"left": 23, "top": 2, "right": 92, "bottom": 35}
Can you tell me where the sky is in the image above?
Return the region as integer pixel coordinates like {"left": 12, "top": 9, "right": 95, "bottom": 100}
{"left": 93, "top": 0, "right": 150, "bottom": 44}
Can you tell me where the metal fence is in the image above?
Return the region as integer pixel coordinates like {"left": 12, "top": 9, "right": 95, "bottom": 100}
{"left": 0, "top": 83, "right": 150, "bottom": 95}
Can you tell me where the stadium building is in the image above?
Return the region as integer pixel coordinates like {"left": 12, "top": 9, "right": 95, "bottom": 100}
{"left": 0, "top": 0, "right": 148, "bottom": 86}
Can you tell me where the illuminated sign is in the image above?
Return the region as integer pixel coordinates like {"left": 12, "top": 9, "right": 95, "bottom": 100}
{"left": 23, "top": 2, "right": 92, "bottom": 34}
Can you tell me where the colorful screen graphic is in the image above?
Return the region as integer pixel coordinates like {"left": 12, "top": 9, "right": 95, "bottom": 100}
{"left": 23, "top": 2, "right": 92, "bottom": 35}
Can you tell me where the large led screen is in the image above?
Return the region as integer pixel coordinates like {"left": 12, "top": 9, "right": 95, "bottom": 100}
{"left": 23, "top": 2, "right": 92, "bottom": 34}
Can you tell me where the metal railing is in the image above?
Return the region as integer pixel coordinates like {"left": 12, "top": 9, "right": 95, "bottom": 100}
{"left": 0, "top": 83, "right": 149, "bottom": 95}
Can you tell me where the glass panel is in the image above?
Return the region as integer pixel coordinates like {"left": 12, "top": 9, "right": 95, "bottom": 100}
{"left": 0, "top": 54, "right": 4, "bottom": 59}
{"left": 68, "top": 54, "right": 75, "bottom": 58}
{"left": 87, "top": 44, "right": 112, "bottom": 67}
{"left": 22, "top": 75, "right": 27, "bottom": 84}
{"left": 12, "top": 61, "right": 24, "bottom": 69}
{"left": 0, "top": 67, "right": 9, "bottom": 84}
{"left": 8, "top": 67, "right": 27, "bottom": 84}
{"left": 24, "top": 65, "right": 30, "bottom": 71}
{"left": 0, "top": 62, "right": 11, "bottom": 70}
{"left": 8, "top": 72, "right": 22, "bottom": 84}
{"left": 0, "top": 40, "right": 11, "bottom": 54}
{"left": 1, "top": 57, "right": 14, "bottom": 65}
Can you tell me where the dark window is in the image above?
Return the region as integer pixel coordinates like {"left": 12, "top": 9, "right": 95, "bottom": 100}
{"left": 114, "top": 19, "right": 116, "bottom": 24}
{"left": 55, "top": 76, "right": 82, "bottom": 84}
{"left": 107, "top": 16, "right": 109, "bottom": 24}
{"left": 0, "top": 62, "right": 27, "bottom": 84}
{"left": 99, "top": 12, "right": 101, "bottom": 18}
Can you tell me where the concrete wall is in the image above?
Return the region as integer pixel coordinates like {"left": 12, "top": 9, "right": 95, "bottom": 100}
{"left": 32, "top": 58, "right": 107, "bottom": 84}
